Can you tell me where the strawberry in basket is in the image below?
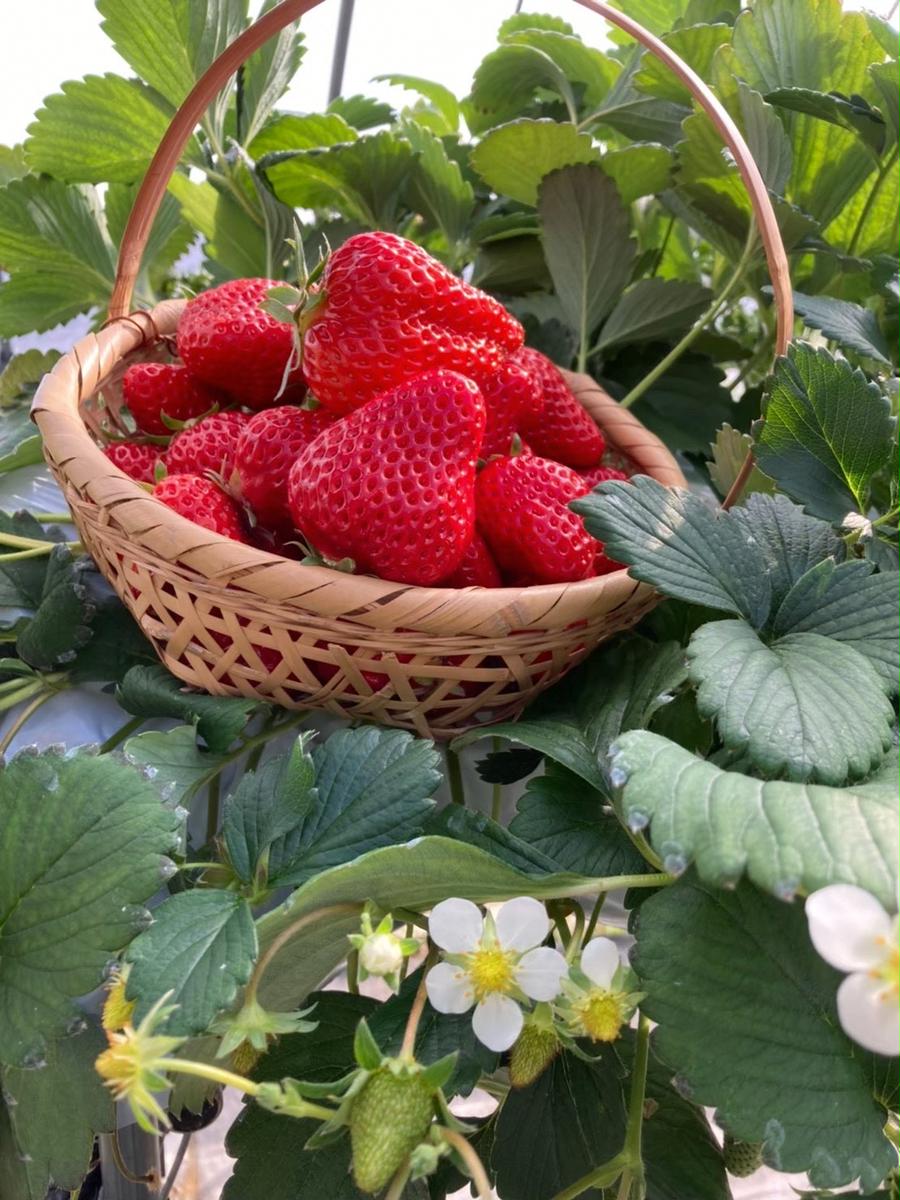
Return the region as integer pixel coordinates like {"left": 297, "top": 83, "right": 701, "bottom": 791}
{"left": 287, "top": 368, "right": 485, "bottom": 586}
{"left": 299, "top": 231, "right": 524, "bottom": 414}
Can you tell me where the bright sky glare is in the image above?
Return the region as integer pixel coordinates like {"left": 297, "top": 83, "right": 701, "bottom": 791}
{"left": 1, "top": 0, "right": 897, "bottom": 147}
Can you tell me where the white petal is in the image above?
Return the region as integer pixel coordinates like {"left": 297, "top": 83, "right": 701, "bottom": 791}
{"left": 580, "top": 938, "right": 622, "bottom": 988}
{"left": 425, "top": 962, "right": 474, "bottom": 1015}
{"left": 516, "top": 946, "right": 568, "bottom": 1001}
{"left": 495, "top": 896, "right": 550, "bottom": 952}
{"left": 472, "top": 993, "right": 524, "bottom": 1052}
{"left": 836, "top": 972, "right": 899, "bottom": 1057}
{"left": 428, "top": 898, "right": 484, "bottom": 953}
{"left": 806, "top": 885, "right": 894, "bottom": 973}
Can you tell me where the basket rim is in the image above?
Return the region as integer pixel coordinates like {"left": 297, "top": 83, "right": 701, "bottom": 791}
{"left": 31, "top": 297, "right": 687, "bottom": 631}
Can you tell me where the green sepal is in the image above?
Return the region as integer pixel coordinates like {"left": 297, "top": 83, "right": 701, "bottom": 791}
{"left": 353, "top": 1018, "right": 383, "bottom": 1070}
{"left": 419, "top": 1051, "right": 458, "bottom": 1091}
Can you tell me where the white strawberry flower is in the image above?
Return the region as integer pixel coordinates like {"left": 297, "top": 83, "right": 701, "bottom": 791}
{"left": 425, "top": 897, "right": 568, "bottom": 1051}
{"left": 558, "top": 937, "right": 642, "bottom": 1043}
{"left": 806, "top": 884, "right": 898, "bottom": 1057}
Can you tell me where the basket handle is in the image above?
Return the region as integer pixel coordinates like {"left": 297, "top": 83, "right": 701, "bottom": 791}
{"left": 109, "top": 0, "right": 793, "bottom": 420}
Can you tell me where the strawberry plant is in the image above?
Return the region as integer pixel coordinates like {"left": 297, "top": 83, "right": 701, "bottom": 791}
{"left": 0, "top": 0, "right": 897, "bottom": 1198}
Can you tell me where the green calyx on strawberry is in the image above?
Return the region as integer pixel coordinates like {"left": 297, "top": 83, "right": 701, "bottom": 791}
{"left": 509, "top": 1007, "right": 561, "bottom": 1088}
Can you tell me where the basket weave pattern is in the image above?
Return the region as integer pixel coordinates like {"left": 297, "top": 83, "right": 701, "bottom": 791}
{"left": 34, "top": 301, "right": 683, "bottom": 738}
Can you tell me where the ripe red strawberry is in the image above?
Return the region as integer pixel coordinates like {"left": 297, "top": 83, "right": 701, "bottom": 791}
{"left": 441, "top": 532, "right": 502, "bottom": 588}
{"left": 104, "top": 440, "right": 162, "bottom": 484}
{"left": 514, "top": 347, "right": 606, "bottom": 469}
{"left": 235, "top": 405, "right": 336, "bottom": 529}
{"left": 479, "top": 360, "right": 542, "bottom": 459}
{"left": 177, "top": 278, "right": 306, "bottom": 410}
{"left": 165, "top": 411, "right": 248, "bottom": 479}
{"left": 153, "top": 474, "right": 248, "bottom": 542}
{"left": 476, "top": 454, "right": 598, "bottom": 584}
{"left": 122, "top": 362, "right": 224, "bottom": 435}
{"left": 288, "top": 369, "right": 485, "bottom": 585}
{"left": 579, "top": 464, "right": 630, "bottom": 488}
{"left": 301, "top": 232, "right": 523, "bottom": 414}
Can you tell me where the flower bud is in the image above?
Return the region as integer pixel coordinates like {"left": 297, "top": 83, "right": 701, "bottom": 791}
{"left": 359, "top": 932, "right": 405, "bottom": 978}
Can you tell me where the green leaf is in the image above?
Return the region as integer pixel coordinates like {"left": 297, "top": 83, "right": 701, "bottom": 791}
{"left": 472, "top": 235, "right": 551, "bottom": 294}
{"left": 597, "top": 279, "right": 711, "bottom": 353}
{"left": 492, "top": 1049, "right": 626, "bottom": 1200}
{"left": 539, "top": 164, "right": 634, "bottom": 357}
{"left": 765, "top": 87, "right": 886, "bottom": 155}
{"left": 426, "top": 804, "right": 563, "bottom": 876}
{"left": 16, "top": 548, "right": 95, "bottom": 671}
{"left": 601, "top": 142, "right": 674, "bottom": 203}
{"left": 247, "top": 112, "right": 357, "bottom": 159}
{"left": 771, "top": 558, "right": 899, "bottom": 687}
{"left": 25, "top": 74, "right": 173, "bottom": 183}
{"left": 453, "top": 636, "right": 687, "bottom": 793}
{"left": 260, "top": 132, "right": 414, "bottom": 227}
{"left": 0, "top": 750, "right": 178, "bottom": 1065}
{"left": 0, "top": 1022, "right": 114, "bottom": 1199}
{"left": 607, "top": 351, "right": 741, "bottom": 454}
{"left": 326, "top": 94, "right": 394, "bottom": 131}
{"left": 373, "top": 74, "right": 460, "bottom": 133}
{"left": 369, "top": 967, "right": 497, "bottom": 1096}
{"left": 509, "top": 763, "right": 650, "bottom": 877}
{"left": 97, "top": 0, "right": 246, "bottom": 110}
{"left": 239, "top": 6, "right": 305, "bottom": 146}
{"left": 634, "top": 23, "right": 732, "bottom": 104}
{"left": 505, "top": 29, "right": 617, "bottom": 106}
{"left": 467, "top": 44, "right": 579, "bottom": 134}
{"left": 633, "top": 877, "right": 898, "bottom": 1189}
{"left": 0, "top": 434, "right": 43, "bottom": 475}
{"left": 687, "top": 620, "right": 894, "bottom": 784}
{"left": 755, "top": 343, "right": 895, "bottom": 523}
{"left": 125, "top": 890, "right": 257, "bottom": 1036}
{"left": 707, "top": 424, "right": 776, "bottom": 501}
{"left": 0, "top": 349, "right": 60, "bottom": 406}
{"left": 790, "top": 291, "right": 893, "bottom": 364}
{"left": 224, "top": 992, "right": 375, "bottom": 1200}
{"left": 117, "top": 664, "right": 267, "bottom": 753}
{"left": 497, "top": 12, "right": 576, "bottom": 37}
{"left": 255, "top": 838, "right": 608, "bottom": 1013}
{"left": 222, "top": 734, "right": 317, "bottom": 884}
{"left": 123, "top": 724, "right": 229, "bottom": 805}
{"left": 0, "top": 511, "right": 65, "bottom": 614}
{"left": 0, "top": 144, "right": 27, "bottom": 186}
{"left": 0, "top": 176, "right": 115, "bottom": 337}
{"left": 264, "top": 727, "right": 441, "bottom": 888}
{"left": 470, "top": 119, "right": 598, "bottom": 206}
{"left": 572, "top": 475, "right": 773, "bottom": 626}
{"left": 730, "top": 492, "right": 845, "bottom": 606}
{"left": 612, "top": 733, "right": 899, "bottom": 905}
{"left": 168, "top": 174, "right": 268, "bottom": 277}
{"left": 400, "top": 120, "right": 474, "bottom": 250}
{"left": 870, "top": 60, "right": 898, "bottom": 148}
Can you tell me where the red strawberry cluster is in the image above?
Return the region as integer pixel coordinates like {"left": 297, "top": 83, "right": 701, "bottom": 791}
{"left": 103, "top": 233, "right": 630, "bottom": 587}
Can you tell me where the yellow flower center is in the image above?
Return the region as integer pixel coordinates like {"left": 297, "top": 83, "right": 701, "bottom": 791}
{"left": 95, "top": 1036, "right": 139, "bottom": 1094}
{"left": 468, "top": 946, "right": 516, "bottom": 1001}
{"left": 574, "top": 988, "right": 626, "bottom": 1042}
{"left": 871, "top": 940, "right": 899, "bottom": 1000}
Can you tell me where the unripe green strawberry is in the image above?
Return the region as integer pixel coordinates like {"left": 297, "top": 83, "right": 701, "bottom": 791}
{"left": 349, "top": 1068, "right": 434, "bottom": 1193}
{"left": 722, "top": 1133, "right": 764, "bottom": 1177}
{"left": 509, "top": 1023, "right": 560, "bottom": 1088}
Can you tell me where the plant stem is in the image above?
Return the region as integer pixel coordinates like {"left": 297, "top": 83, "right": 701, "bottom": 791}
{"left": 617, "top": 225, "right": 758, "bottom": 411}
{"left": 0, "top": 689, "right": 55, "bottom": 756}
{"left": 245, "top": 903, "right": 364, "bottom": 1006}
{"left": 623, "top": 1014, "right": 652, "bottom": 1197}
{"left": 98, "top": 715, "right": 146, "bottom": 755}
{"left": 347, "top": 950, "right": 360, "bottom": 995}
{"left": 31, "top": 512, "right": 75, "bottom": 523}
{"left": 847, "top": 146, "right": 898, "bottom": 257}
{"left": 446, "top": 747, "right": 465, "bottom": 806}
{"left": 438, "top": 1127, "right": 494, "bottom": 1200}
{"left": 205, "top": 774, "right": 222, "bottom": 845}
{"left": 384, "top": 1164, "right": 412, "bottom": 1200}
{"left": 560, "top": 873, "right": 672, "bottom": 899}
{"left": 548, "top": 1153, "right": 627, "bottom": 1200}
{"left": 0, "top": 530, "right": 62, "bottom": 551}
{"left": 0, "top": 545, "right": 61, "bottom": 562}
{"left": 400, "top": 960, "right": 432, "bottom": 1060}
{"left": 583, "top": 893, "right": 607, "bottom": 944}
{"left": 182, "top": 713, "right": 307, "bottom": 804}
{"left": 158, "top": 1132, "right": 192, "bottom": 1200}
{"left": 108, "top": 1130, "right": 156, "bottom": 1186}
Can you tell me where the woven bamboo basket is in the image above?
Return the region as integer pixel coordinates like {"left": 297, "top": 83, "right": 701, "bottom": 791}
{"left": 31, "top": 0, "right": 792, "bottom": 740}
